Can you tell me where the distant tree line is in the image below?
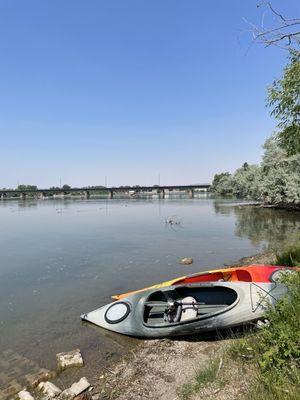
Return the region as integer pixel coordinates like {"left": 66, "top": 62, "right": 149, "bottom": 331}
{"left": 17, "top": 185, "right": 38, "bottom": 191}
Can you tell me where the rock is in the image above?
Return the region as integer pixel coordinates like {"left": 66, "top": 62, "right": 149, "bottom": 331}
{"left": 18, "top": 389, "right": 35, "bottom": 400}
{"left": 257, "top": 319, "right": 270, "bottom": 329}
{"left": 61, "top": 377, "right": 90, "bottom": 398}
{"left": 179, "top": 257, "right": 193, "bottom": 265}
{"left": 56, "top": 349, "right": 84, "bottom": 371}
{"left": 25, "top": 369, "right": 57, "bottom": 388}
{"left": 74, "top": 394, "right": 90, "bottom": 400}
{"left": 1, "top": 380, "right": 23, "bottom": 398}
{"left": 37, "top": 381, "right": 62, "bottom": 398}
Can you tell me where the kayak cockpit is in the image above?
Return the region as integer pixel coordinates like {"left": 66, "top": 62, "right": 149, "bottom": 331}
{"left": 143, "top": 286, "right": 238, "bottom": 327}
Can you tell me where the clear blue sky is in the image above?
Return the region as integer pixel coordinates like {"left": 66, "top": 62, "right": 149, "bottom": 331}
{"left": 0, "top": 0, "right": 298, "bottom": 188}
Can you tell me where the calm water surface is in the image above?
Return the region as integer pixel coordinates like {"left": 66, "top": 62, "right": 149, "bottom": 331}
{"left": 1, "top": 196, "right": 300, "bottom": 387}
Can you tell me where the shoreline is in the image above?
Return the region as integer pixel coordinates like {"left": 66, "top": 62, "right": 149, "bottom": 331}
{"left": 233, "top": 201, "right": 300, "bottom": 212}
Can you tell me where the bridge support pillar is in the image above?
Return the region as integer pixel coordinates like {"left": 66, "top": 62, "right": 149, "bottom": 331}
{"left": 1, "top": 193, "right": 7, "bottom": 200}
{"left": 37, "top": 192, "right": 45, "bottom": 200}
{"left": 108, "top": 190, "right": 114, "bottom": 199}
{"left": 84, "top": 191, "right": 90, "bottom": 199}
{"left": 20, "top": 193, "right": 26, "bottom": 200}
{"left": 188, "top": 189, "right": 194, "bottom": 198}
{"left": 158, "top": 189, "right": 165, "bottom": 199}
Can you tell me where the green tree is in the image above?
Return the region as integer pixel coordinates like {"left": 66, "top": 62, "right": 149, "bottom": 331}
{"left": 231, "top": 164, "right": 261, "bottom": 199}
{"left": 62, "top": 184, "right": 71, "bottom": 190}
{"left": 210, "top": 136, "right": 300, "bottom": 206}
{"left": 258, "top": 137, "right": 300, "bottom": 204}
{"left": 210, "top": 172, "right": 233, "bottom": 195}
{"left": 267, "top": 54, "right": 300, "bottom": 155}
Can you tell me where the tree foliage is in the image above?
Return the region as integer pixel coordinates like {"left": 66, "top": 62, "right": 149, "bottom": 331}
{"left": 211, "top": 137, "right": 300, "bottom": 205}
{"left": 211, "top": 172, "right": 233, "bottom": 196}
{"left": 267, "top": 54, "right": 300, "bottom": 155}
{"left": 62, "top": 184, "right": 71, "bottom": 190}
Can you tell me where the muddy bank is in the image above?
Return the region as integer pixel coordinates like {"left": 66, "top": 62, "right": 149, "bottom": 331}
{"left": 230, "top": 251, "right": 276, "bottom": 266}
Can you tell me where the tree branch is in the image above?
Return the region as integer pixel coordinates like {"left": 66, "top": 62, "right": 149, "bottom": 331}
{"left": 247, "top": 2, "right": 300, "bottom": 52}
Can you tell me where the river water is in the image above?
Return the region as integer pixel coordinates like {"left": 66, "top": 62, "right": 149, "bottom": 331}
{"left": 1, "top": 196, "right": 300, "bottom": 393}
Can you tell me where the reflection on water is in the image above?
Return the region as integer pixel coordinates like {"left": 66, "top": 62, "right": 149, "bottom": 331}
{"left": 0, "top": 196, "right": 300, "bottom": 392}
{"left": 214, "top": 202, "right": 300, "bottom": 250}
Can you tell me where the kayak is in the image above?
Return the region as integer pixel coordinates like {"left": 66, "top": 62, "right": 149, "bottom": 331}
{"left": 81, "top": 281, "right": 287, "bottom": 338}
{"left": 112, "top": 264, "right": 294, "bottom": 300}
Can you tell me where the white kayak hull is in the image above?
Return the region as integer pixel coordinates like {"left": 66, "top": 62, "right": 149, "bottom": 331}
{"left": 81, "top": 282, "right": 287, "bottom": 338}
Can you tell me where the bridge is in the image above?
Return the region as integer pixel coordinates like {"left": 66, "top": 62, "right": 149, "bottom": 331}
{"left": 0, "top": 184, "right": 211, "bottom": 200}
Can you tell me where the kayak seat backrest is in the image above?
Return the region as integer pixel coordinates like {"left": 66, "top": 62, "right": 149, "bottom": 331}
{"left": 147, "top": 290, "right": 170, "bottom": 302}
{"left": 175, "top": 287, "right": 238, "bottom": 306}
{"left": 180, "top": 296, "right": 198, "bottom": 321}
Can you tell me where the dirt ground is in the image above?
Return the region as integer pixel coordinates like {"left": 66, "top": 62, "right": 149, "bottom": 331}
{"left": 93, "top": 337, "right": 225, "bottom": 400}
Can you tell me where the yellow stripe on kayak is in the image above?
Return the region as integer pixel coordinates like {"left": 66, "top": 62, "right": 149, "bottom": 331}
{"left": 111, "top": 267, "right": 233, "bottom": 300}
{"left": 111, "top": 275, "right": 187, "bottom": 300}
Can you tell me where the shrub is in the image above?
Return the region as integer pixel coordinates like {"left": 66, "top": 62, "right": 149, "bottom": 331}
{"left": 228, "top": 264, "right": 300, "bottom": 399}
{"left": 275, "top": 243, "right": 300, "bottom": 266}
{"left": 257, "top": 271, "right": 300, "bottom": 375}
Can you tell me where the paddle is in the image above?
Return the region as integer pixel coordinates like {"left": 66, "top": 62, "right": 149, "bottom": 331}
{"left": 145, "top": 300, "right": 205, "bottom": 308}
{"left": 145, "top": 300, "right": 226, "bottom": 308}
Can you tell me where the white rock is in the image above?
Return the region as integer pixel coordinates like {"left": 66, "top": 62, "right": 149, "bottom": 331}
{"left": 179, "top": 257, "right": 193, "bottom": 265}
{"left": 61, "top": 377, "right": 90, "bottom": 398}
{"left": 18, "top": 389, "right": 34, "bottom": 400}
{"left": 25, "top": 369, "right": 56, "bottom": 388}
{"left": 56, "top": 349, "right": 84, "bottom": 371}
{"left": 257, "top": 319, "right": 270, "bottom": 328}
{"left": 37, "top": 381, "right": 62, "bottom": 398}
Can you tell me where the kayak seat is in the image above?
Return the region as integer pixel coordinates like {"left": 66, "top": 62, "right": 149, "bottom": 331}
{"left": 180, "top": 296, "right": 198, "bottom": 321}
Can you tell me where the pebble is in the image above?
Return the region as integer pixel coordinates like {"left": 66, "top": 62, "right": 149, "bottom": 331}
{"left": 74, "top": 394, "right": 90, "bottom": 400}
